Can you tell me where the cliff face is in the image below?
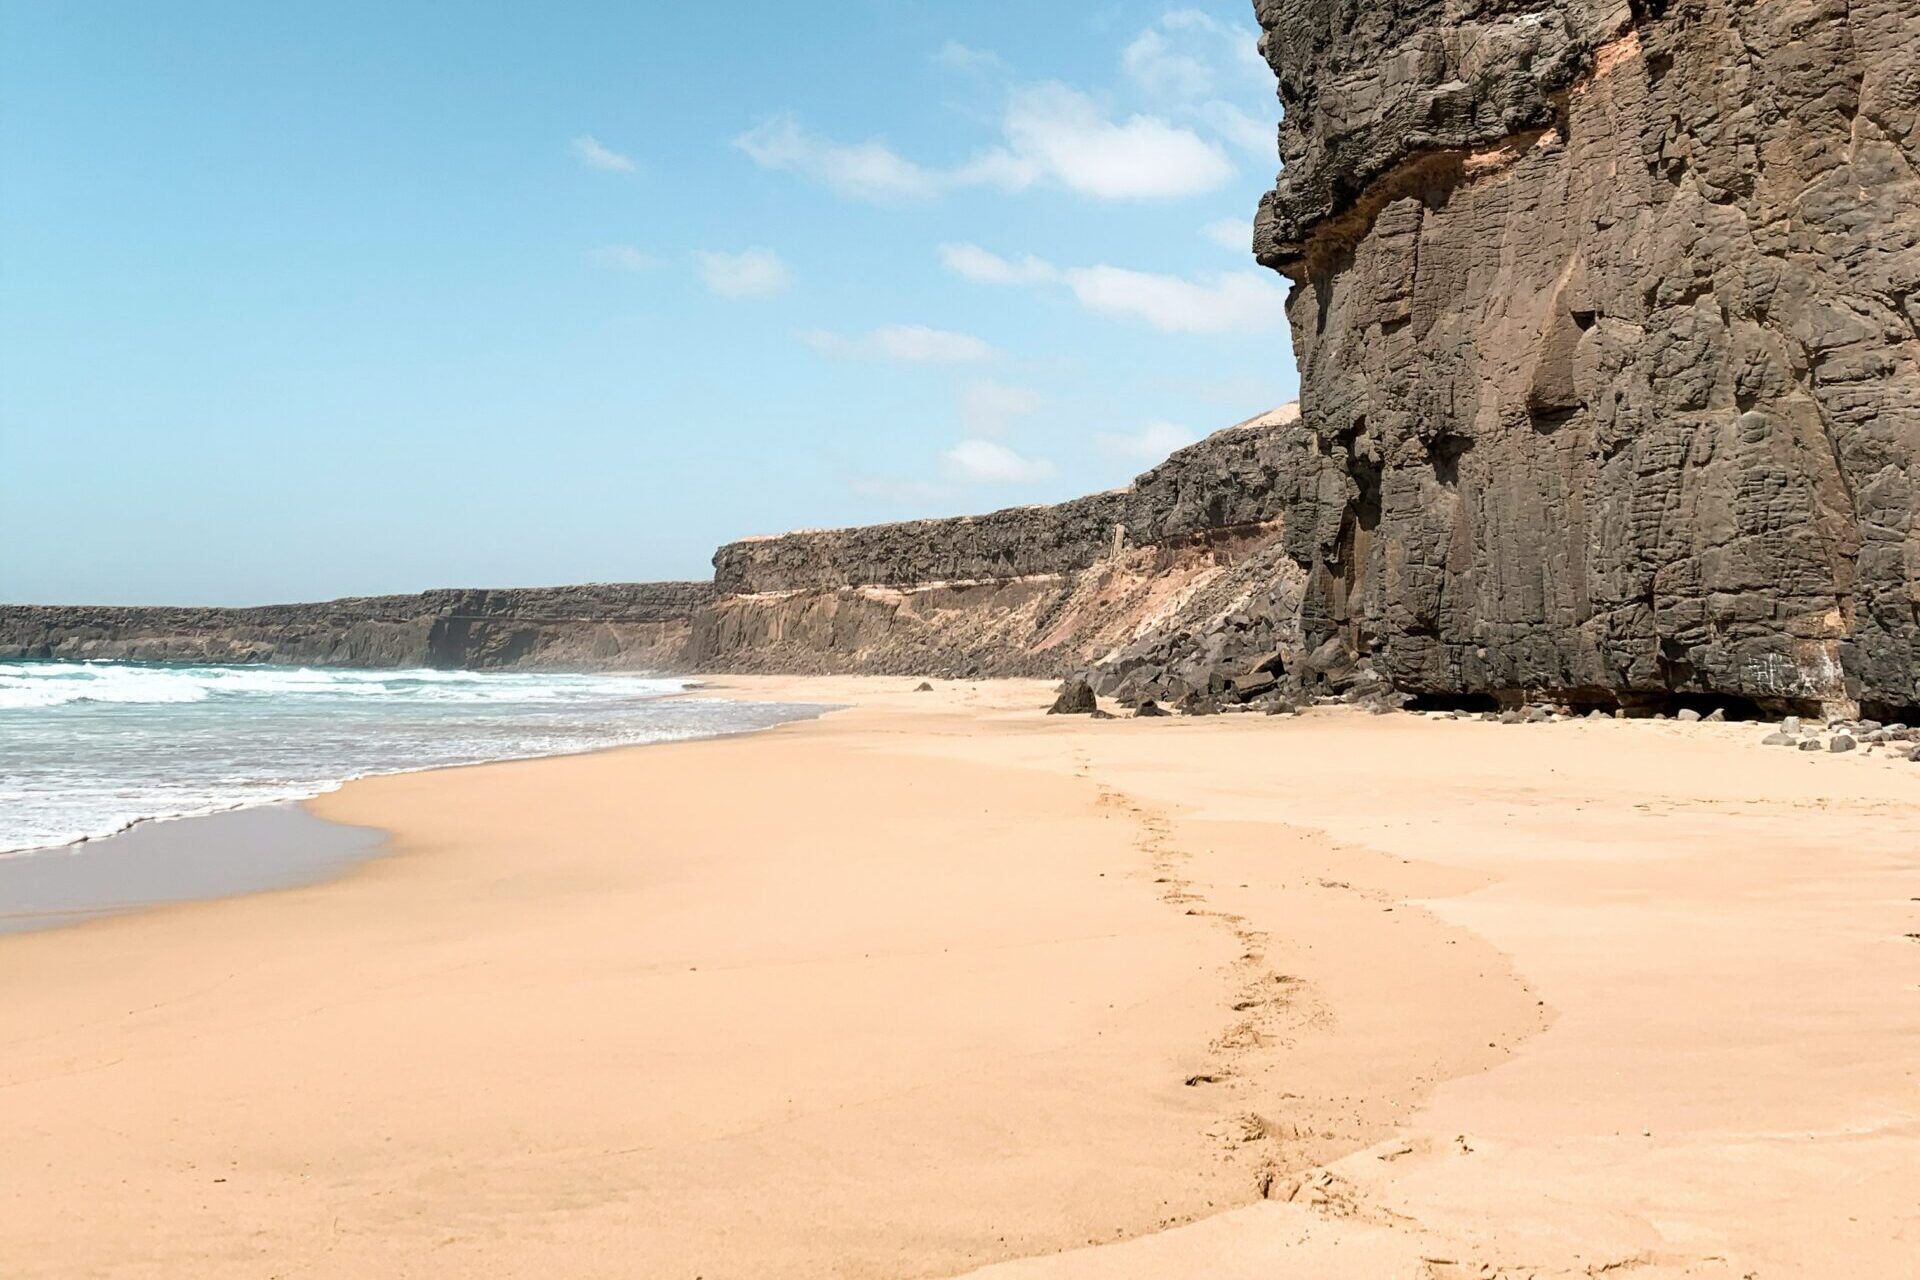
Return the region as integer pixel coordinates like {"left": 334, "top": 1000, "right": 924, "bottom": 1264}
{"left": 0, "top": 584, "right": 711, "bottom": 671}
{"left": 0, "top": 414, "right": 1313, "bottom": 691}
{"left": 691, "top": 408, "right": 1314, "bottom": 687}
{"left": 1255, "top": 0, "right": 1920, "bottom": 716}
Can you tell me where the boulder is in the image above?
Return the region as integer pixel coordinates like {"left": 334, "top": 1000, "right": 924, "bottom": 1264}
{"left": 1048, "top": 680, "right": 1098, "bottom": 716}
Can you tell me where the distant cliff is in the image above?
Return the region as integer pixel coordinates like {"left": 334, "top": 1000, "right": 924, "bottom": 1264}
{"left": 0, "top": 584, "right": 711, "bottom": 671}
{"left": 0, "top": 411, "right": 1312, "bottom": 697}
{"left": 689, "top": 407, "right": 1310, "bottom": 687}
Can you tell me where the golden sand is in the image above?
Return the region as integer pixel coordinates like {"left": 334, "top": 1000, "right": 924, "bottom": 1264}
{"left": 2, "top": 677, "right": 1914, "bottom": 1278}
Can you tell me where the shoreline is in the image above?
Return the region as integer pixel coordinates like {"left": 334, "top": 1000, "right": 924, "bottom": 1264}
{"left": 0, "top": 677, "right": 837, "bottom": 928}
{"left": 3, "top": 676, "right": 1915, "bottom": 1276}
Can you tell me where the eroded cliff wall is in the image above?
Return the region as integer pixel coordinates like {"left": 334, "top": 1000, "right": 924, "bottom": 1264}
{"left": 1254, "top": 0, "right": 1920, "bottom": 715}
{"left": 690, "top": 408, "right": 1312, "bottom": 684}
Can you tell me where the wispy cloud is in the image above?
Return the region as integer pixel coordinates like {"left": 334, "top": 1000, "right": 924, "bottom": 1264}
{"left": 938, "top": 242, "right": 1058, "bottom": 286}
{"left": 1065, "top": 264, "right": 1285, "bottom": 333}
{"left": 1120, "top": 12, "right": 1276, "bottom": 157}
{"left": 985, "top": 82, "right": 1231, "bottom": 199}
{"left": 933, "top": 41, "right": 1006, "bottom": 73}
{"left": 943, "top": 438, "right": 1055, "bottom": 484}
{"left": 589, "top": 244, "right": 655, "bottom": 271}
{"left": 1098, "top": 420, "right": 1198, "bottom": 462}
{"left": 694, "top": 248, "right": 790, "bottom": 298}
{"left": 800, "top": 324, "right": 993, "bottom": 363}
{"left": 959, "top": 380, "right": 1042, "bottom": 435}
{"left": 939, "top": 242, "right": 1287, "bottom": 335}
{"left": 735, "top": 82, "right": 1229, "bottom": 203}
{"left": 1203, "top": 216, "right": 1251, "bottom": 252}
{"left": 1122, "top": 28, "right": 1215, "bottom": 99}
{"left": 570, "top": 134, "right": 636, "bottom": 173}
{"left": 733, "top": 115, "right": 940, "bottom": 202}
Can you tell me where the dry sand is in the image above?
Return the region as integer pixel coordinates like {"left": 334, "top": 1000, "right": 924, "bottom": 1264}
{"left": 1, "top": 677, "right": 1915, "bottom": 1278}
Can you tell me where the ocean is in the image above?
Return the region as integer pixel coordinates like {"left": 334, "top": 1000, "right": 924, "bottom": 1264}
{"left": 0, "top": 660, "right": 822, "bottom": 855}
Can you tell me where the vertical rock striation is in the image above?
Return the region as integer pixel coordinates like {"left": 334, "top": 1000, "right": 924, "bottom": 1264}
{"left": 1255, "top": 0, "right": 1920, "bottom": 715}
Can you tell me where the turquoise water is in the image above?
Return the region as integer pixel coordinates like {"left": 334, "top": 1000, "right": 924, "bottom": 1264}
{"left": 0, "top": 661, "right": 821, "bottom": 855}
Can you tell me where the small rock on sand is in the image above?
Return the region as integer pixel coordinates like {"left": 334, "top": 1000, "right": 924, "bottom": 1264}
{"left": 1830, "top": 735, "right": 1857, "bottom": 753}
{"left": 914, "top": 682, "right": 934, "bottom": 692}
{"left": 1134, "top": 699, "right": 1170, "bottom": 718}
{"left": 1798, "top": 739, "right": 1825, "bottom": 752}
{"left": 1762, "top": 732, "right": 1795, "bottom": 746}
{"left": 1783, "top": 716, "right": 1802, "bottom": 735}
{"left": 1048, "top": 680, "right": 1098, "bottom": 715}
{"left": 1678, "top": 708, "right": 1703, "bottom": 722}
{"left": 1705, "top": 708, "right": 1726, "bottom": 722}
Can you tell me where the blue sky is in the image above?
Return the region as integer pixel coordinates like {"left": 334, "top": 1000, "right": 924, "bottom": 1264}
{"left": 1, "top": 2, "right": 1295, "bottom": 605}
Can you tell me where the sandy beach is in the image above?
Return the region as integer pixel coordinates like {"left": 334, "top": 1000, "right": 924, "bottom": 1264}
{"left": 2, "top": 678, "right": 1916, "bottom": 1278}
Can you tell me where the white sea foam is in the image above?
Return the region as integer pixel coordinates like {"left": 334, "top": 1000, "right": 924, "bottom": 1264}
{"left": 0, "top": 661, "right": 819, "bottom": 855}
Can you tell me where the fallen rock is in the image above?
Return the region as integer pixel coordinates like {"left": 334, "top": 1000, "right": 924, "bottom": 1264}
{"left": 1135, "top": 699, "right": 1170, "bottom": 718}
{"left": 1677, "top": 708, "right": 1703, "bottom": 723}
{"left": 1048, "top": 680, "right": 1098, "bottom": 715}
{"left": 1761, "top": 732, "right": 1795, "bottom": 746}
{"left": 1782, "top": 717, "right": 1803, "bottom": 736}
{"left": 1704, "top": 708, "right": 1727, "bottom": 723}
{"left": 914, "top": 681, "right": 934, "bottom": 692}
{"left": 1798, "top": 739, "right": 1825, "bottom": 752}
{"left": 1830, "top": 735, "right": 1858, "bottom": 753}
{"left": 1089, "top": 708, "right": 1117, "bottom": 720}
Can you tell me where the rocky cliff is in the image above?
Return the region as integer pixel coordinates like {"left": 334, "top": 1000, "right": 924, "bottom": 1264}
{"left": 0, "top": 584, "right": 711, "bottom": 670}
{"left": 689, "top": 407, "right": 1315, "bottom": 689}
{"left": 17, "top": 0, "right": 1918, "bottom": 719}
{"left": 1253, "top": 0, "right": 1920, "bottom": 717}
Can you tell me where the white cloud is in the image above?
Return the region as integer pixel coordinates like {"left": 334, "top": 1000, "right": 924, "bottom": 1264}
{"left": 733, "top": 114, "right": 938, "bottom": 202}
{"left": 939, "top": 243, "right": 1287, "bottom": 334}
{"left": 570, "top": 134, "right": 636, "bottom": 173}
{"left": 938, "top": 242, "right": 1059, "bottom": 286}
{"left": 987, "top": 83, "right": 1231, "bottom": 199}
{"left": 959, "top": 380, "right": 1042, "bottom": 436}
{"left": 1203, "top": 216, "right": 1251, "bottom": 251}
{"left": 1119, "top": 12, "right": 1276, "bottom": 157}
{"left": 695, "top": 248, "right": 790, "bottom": 298}
{"left": 1063, "top": 264, "right": 1286, "bottom": 334}
{"left": 589, "top": 244, "right": 655, "bottom": 271}
{"left": 1196, "top": 101, "right": 1273, "bottom": 155}
{"left": 738, "top": 84, "right": 1229, "bottom": 203}
{"left": 1123, "top": 29, "right": 1214, "bottom": 99}
{"left": 801, "top": 324, "right": 994, "bottom": 363}
{"left": 943, "top": 438, "right": 1055, "bottom": 484}
{"left": 1099, "top": 420, "right": 1198, "bottom": 461}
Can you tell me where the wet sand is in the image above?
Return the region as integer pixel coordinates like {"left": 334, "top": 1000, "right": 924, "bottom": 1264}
{"left": 1, "top": 677, "right": 1915, "bottom": 1277}
{"left": 0, "top": 803, "right": 383, "bottom": 935}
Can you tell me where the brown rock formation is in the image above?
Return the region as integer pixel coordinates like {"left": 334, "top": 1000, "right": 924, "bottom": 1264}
{"left": 1254, "top": 0, "right": 1920, "bottom": 716}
